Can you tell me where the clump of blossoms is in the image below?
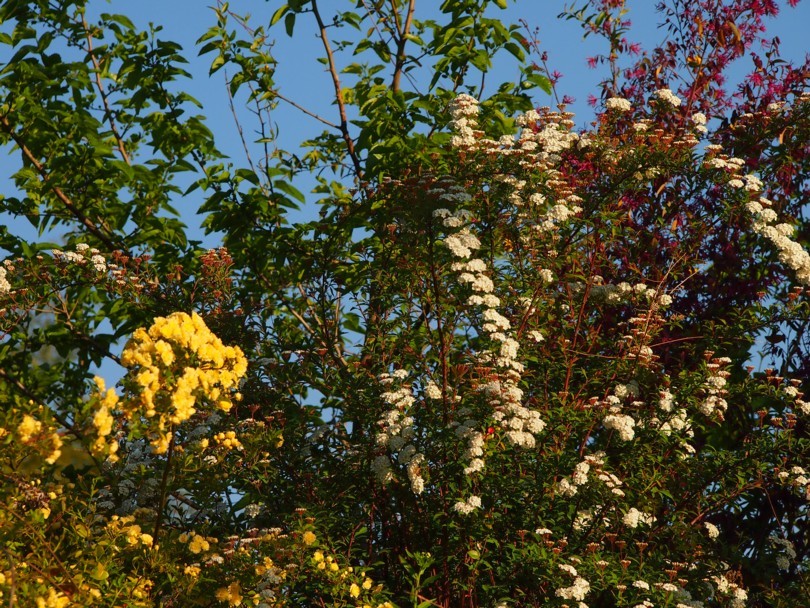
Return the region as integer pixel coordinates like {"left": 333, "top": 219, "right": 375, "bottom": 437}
{"left": 605, "top": 96, "right": 632, "bottom": 113}
{"left": 436, "top": 208, "right": 545, "bottom": 467}
{"left": 116, "top": 312, "right": 248, "bottom": 453}
{"left": 374, "top": 370, "right": 426, "bottom": 494}
{"left": 602, "top": 384, "right": 638, "bottom": 442}
{"left": 448, "top": 93, "right": 480, "bottom": 148}
{"left": 555, "top": 562, "right": 590, "bottom": 602}
{"left": 11, "top": 407, "right": 63, "bottom": 466}
{"left": 699, "top": 355, "right": 731, "bottom": 420}
{"left": 748, "top": 196, "right": 810, "bottom": 284}
{"left": 652, "top": 88, "right": 682, "bottom": 107}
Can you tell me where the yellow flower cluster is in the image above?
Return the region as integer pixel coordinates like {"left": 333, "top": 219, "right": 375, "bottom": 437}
{"left": 213, "top": 430, "right": 242, "bottom": 450}
{"left": 181, "top": 532, "right": 211, "bottom": 554}
{"left": 107, "top": 516, "right": 154, "bottom": 548}
{"left": 117, "top": 312, "right": 247, "bottom": 454}
{"left": 311, "top": 549, "right": 377, "bottom": 603}
{"left": 35, "top": 588, "right": 70, "bottom": 608}
{"left": 90, "top": 376, "right": 120, "bottom": 462}
{"left": 14, "top": 409, "right": 63, "bottom": 466}
{"left": 215, "top": 581, "right": 242, "bottom": 606}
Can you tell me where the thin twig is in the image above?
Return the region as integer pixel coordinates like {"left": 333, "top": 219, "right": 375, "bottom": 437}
{"left": 81, "top": 15, "right": 131, "bottom": 165}
{"left": 275, "top": 91, "right": 339, "bottom": 128}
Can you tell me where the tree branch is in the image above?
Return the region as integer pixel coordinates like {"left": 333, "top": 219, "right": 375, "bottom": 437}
{"left": 0, "top": 115, "right": 122, "bottom": 252}
{"left": 310, "top": 0, "right": 364, "bottom": 180}
{"left": 392, "top": 0, "right": 416, "bottom": 93}
{"left": 81, "top": 15, "right": 131, "bottom": 165}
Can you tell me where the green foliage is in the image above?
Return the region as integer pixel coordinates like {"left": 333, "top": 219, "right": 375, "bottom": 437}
{"left": 1, "top": 1, "right": 809, "bottom": 607}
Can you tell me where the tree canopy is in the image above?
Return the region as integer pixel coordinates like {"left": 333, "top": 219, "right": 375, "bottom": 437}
{"left": 1, "top": 1, "right": 809, "bottom": 606}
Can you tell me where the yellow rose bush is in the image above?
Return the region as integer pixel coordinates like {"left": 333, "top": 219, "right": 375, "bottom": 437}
{"left": 0, "top": 311, "right": 256, "bottom": 607}
{"left": 117, "top": 311, "right": 247, "bottom": 454}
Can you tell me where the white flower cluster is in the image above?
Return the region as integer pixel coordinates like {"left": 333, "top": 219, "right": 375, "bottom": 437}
{"left": 424, "top": 381, "right": 443, "bottom": 400}
{"left": 748, "top": 197, "right": 810, "bottom": 285}
{"left": 510, "top": 106, "right": 582, "bottom": 165}
{"left": 781, "top": 379, "right": 810, "bottom": 416}
{"left": 692, "top": 112, "right": 708, "bottom": 134}
{"left": 704, "top": 521, "right": 720, "bottom": 540}
{"left": 770, "top": 536, "right": 797, "bottom": 570}
{"left": 711, "top": 574, "right": 748, "bottom": 608}
{"left": 439, "top": 209, "right": 546, "bottom": 463}
{"left": 374, "top": 371, "right": 426, "bottom": 494}
{"left": 703, "top": 153, "right": 745, "bottom": 171}
{"left": 555, "top": 563, "right": 590, "bottom": 602}
{"left": 557, "top": 453, "right": 604, "bottom": 497}
{"left": 605, "top": 97, "right": 632, "bottom": 113}
{"left": 776, "top": 465, "right": 810, "bottom": 500}
{"left": 728, "top": 173, "right": 763, "bottom": 192}
{"left": 530, "top": 191, "right": 583, "bottom": 233}
{"left": 620, "top": 386, "right": 695, "bottom": 451}
{"left": 622, "top": 507, "right": 656, "bottom": 528}
{"left": 652, "top": 88, "right": 682, "bottom": 107}
{"left": 453, "top": 415, "right": 486, "bottom": 476}
{"left": 435, "top": 208, "right": 480, "bottom": 260}
{"left": 52, "top": 243, "right": 108, "bottom": 272}
{"left": 699, "top": 356, "right": 730, "bottom": 419}
{"left": 603, "top": 384, "right": 637, "bottom": 442}
{"left": 0, "top": 264, "right": 10, "bottom": 295}
{"left": 449, "top": 93, "right": 480, "bottom": 148}
{"left": 452, "top": 494, "right": 482, "bottom": 515}
{"left": 483, "top": 379, "right": 546, "bottom": 448}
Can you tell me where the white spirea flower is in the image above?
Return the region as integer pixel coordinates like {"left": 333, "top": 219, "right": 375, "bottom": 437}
{"left": 555, "top": 577, "right": 590, "bottom": 601}
{"left": 623, "top": 507, "right": 655, "bottom": 528}
{"left": 453, "top": 495, "right": 482, "bottom": 515}
{"left": 653, "top": 88, "right": 682, "bottom": 107}
{"left": 604, "top": 413, "right": 636, "bottom": 441}
{"left": 424, "top": 382, "right": 442, "bottom": 400}
{"left": 0, "top": 267, "right": 10, "bottom": 295}
{"left": 606, "top": 97, "right": 632, "bottom": 112}
{"left": 704, "top": 522, "right": 720, "bottom": 539}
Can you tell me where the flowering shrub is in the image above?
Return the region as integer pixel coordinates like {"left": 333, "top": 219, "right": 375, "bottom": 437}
{"left": 1, "top": 0, "right": 809, "bottom": 606}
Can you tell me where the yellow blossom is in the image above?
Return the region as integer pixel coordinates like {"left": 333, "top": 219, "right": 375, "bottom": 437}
{"left": 35, "top": 588, "right": 69, "bottom": 608}
{"left": 184, "top": 565, "right": 201, "bottom": 577}
{"left": 188, "top": 533, "right": 210, "bottom": 554}
{"left": 215, "top": 581, "right": 243, "bottom": 606}
{"left": 302, "top": 531, "right": 316, "bottom": 545}
{"left": 17, "top": 414, "right": 41, "bottom": 442}
{"left": 116, "top": 312, "right": 248, "bottom": 454}
{"left": 349, "top": 583, "right": 361, "bottom": 598}
{"left": 93, "top": 406, "right": 114, "bottom": 437}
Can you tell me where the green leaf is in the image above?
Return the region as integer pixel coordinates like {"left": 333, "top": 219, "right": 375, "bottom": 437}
{"left": 284, "top": 12, "right": 296, "bottom": 37}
